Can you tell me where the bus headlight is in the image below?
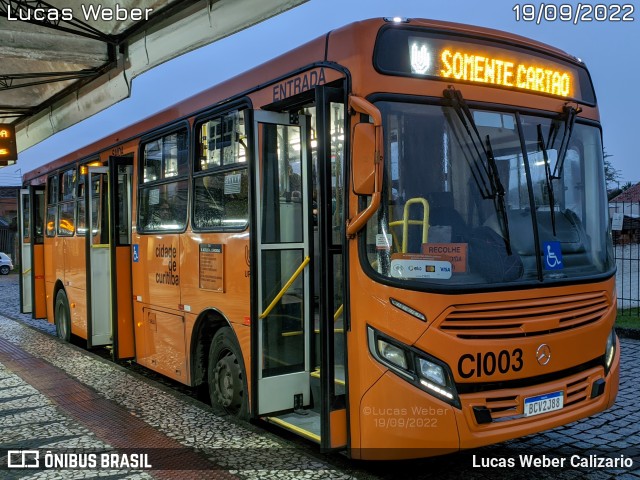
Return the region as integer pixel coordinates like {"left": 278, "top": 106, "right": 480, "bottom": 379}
{"left": 368, "top": 326, "right": 460, "bottom": 408}
{"left": 416, "top": 356, "right": 457, "bottom": 403}
{"left": 377, "top": 338, "right": 408, "bottom": 370}
{"left": 418, "top": 358, "right": 446, "bottom": 386}
{"left": 604, "top": 328, "right": 616, "bottom": 374}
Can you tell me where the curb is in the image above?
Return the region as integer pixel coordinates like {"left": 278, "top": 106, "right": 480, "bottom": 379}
{"left": 615, "top": 326, "right": 640, "bottom": 340}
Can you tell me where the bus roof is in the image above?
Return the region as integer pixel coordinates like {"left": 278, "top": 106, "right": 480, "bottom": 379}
{"left": 23, "top": 17, "right": 585, "bottom": 182}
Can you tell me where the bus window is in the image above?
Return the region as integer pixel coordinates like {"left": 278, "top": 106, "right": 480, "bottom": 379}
{"left": 60, "top": 169, "right": 76, "bottom": 201}
{"left": 139, "top": 128, "right": 189, "bottom": 232}
{"left": 34, "top": 190, "right": 44, "bottom": 244}
{"left": 365, "top": 101, "right": 611, "bottom": 286}
{"left": 21, "top": 193, "right": 30, "bottom": 243}
{"left": 139, "top": 182, "right": 188, "bottom": 231}
{"left": 198, "top": 111, "right": 246, "bottom": 169}
{"left": 330, "top": 102, "right": 345, "bottom": 244}
{"left": 193, "top": 170, "right": 248, "bottom": 231}
{"left": 57, "top": 168, "right": 76, "bottom": 236}
{"left": 77, "top": 173, "right": 86, "bottom": 236}
{"left": 46, "top": 176, "right": 57, "bottom": 237}
{"left": 57, "top": 203, "right": 75, "bottom": 236}
{"left": 194, "top": 110, "right": 248, "bottom": 231}
{"left": 142, "top": 129, "right": 188, "bottom": 183}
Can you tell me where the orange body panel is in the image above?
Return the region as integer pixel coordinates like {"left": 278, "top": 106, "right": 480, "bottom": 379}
{"left": 356, "top": 372, "right": 460, "bottom": 459}
{"left": 115, "top": 246, "right": 135, "bottom": 358}
{"left": 43, "top": 240, "right": 55, "bottom": 324}
{"left": 66, "top": 285, "right": 88, "bottom": 339}
{"left": 32, "top": 244, "right": 46, "bottom": 319}
{"left": 180, "top": 233, "right": 251, "bottom": 321}
{"left": 139, "top": 308, "right": 187, "bottom": 382}
{"left": 330, "top": 409, "right": 348, "bottom": 449}
{"left": 64, "top": 236, "right": 88, "bottom": 339}
{"left": 347, "top": 231, "right": 618, "bottom": 458}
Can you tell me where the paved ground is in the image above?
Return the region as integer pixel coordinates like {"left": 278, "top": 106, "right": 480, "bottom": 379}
{"left": 0, "top": 273, "right": 639, "bottom": 479}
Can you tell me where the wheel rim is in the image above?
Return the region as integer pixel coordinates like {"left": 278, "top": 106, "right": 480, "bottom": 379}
{"left": 213, "top": 350, "right": 243, "bottom": 414}
{"left": 0, "top": 266, "right": 8, "bottom": 274}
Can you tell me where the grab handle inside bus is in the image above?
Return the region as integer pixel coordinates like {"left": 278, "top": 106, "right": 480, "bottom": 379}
{"left": 347, "top": 95, "right": 383, "bottom": 237}
{"left": 259, "top": 256, "right": 310, "bottom": 319}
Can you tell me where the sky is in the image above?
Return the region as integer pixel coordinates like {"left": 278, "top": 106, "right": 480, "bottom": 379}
{"left": 0, "top": 0, "right": 638, "bottom": 186}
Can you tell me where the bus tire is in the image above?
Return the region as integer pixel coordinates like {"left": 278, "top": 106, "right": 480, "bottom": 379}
{"left": 54, "top": 289, "right": 71, "bottom": 342}
{"left": 208, "top": 327, "right": 249, "bottom": 420}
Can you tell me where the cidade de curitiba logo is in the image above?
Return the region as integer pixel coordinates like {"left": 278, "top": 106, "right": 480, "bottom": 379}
{"left": 6, "top": 450, "right": 152, "bottom": 470}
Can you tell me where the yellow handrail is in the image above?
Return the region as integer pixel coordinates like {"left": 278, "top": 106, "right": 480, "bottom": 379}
{"left": 333, "top": 304, "right": 344, "bottom": 322}
{"left": 260, "top": 256, "right": 310, "bottom": 319}
{"left": 22, "top": 268, "right": 32, "bottom": 275}
{"left": 389, "top": 197, "right": 430, "bottom": 253}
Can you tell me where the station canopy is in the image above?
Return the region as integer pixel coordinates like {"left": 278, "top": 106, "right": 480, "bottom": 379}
{"left": 0, "top": 0, "right": 307, "bottom": 166}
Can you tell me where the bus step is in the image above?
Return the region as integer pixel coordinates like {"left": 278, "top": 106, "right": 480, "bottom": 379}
{"left": 265, "top": 411, "right": 321, "bottom": 444}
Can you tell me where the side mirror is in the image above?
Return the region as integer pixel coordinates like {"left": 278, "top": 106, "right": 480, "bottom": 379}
{"left": 346, "top": 95, "right": 384, "bottom": 237}
{"left": 352, "top": 122, "right": 376, "bottom": 195}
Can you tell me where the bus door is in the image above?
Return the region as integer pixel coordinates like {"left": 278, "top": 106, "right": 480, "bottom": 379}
{"left": 86, "top": 167, "right": 111, "bottom": 348}
{"left": 18, "top": 187, "right": 46, "bottom": 318}
{"left": 109, "top": 157, "right": 135, "bottom": 360}
{"left": 252, "top": 111, "right": 314, "bottom": 419}
{"left": 18, "top": 189, "right": 32, "bottom": 313}
{"left": 314, "top": 85, "right": 348, "bottom": 451}
{"left": 85, "top": 159, "right": 135, "bottom": 359}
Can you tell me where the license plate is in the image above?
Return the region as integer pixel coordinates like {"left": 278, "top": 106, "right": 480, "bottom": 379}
{"left": 524, "top": 390, "right": 563, "bottom": 417}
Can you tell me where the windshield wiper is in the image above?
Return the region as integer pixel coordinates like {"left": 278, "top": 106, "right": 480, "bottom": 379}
{"left": 550, "top": 104, "right": 582, "bottom": 180}
{"left": 484, "top": 134, "right": 512, "bottom": 254}
{"left": 443, "top": 88, "right": 493, "bottom": 200}
{"left": 537, "top": 124, "right": 557, "bottom": 236}
{"left": 443, "top": 87, "right": 512, "bottom": 254}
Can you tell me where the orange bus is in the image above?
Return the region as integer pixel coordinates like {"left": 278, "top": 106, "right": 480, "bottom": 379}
{"left": 19, "top": 17, "right": 619, "bottom": 460}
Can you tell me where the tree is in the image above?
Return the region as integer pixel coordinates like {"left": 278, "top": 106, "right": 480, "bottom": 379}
{"left": 604, "top": 150, "right": 621, "bottom": 191}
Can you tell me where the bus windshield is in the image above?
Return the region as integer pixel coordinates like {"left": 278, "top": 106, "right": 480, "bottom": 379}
{"left": 365, "top": 100, "right": 614, "bottom": 289}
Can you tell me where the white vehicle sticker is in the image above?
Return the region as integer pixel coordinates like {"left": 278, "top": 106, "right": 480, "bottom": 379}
{"left": 390, "top": 259, "right": 452, "bottom": 279}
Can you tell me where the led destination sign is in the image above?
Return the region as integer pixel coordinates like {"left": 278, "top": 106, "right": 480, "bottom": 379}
{"left": 0, "top": 124, "right": 17, "bottom": 165}
{"left": 410, "top": 37, "right": 572, "bottom": 97}
{"left": 375, "top": 28, "right": 595, "bottom": 104}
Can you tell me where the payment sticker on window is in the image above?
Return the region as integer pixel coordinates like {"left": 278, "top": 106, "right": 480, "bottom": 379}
{"left": 390, "top": 258, "right": 452, "bottom": 279}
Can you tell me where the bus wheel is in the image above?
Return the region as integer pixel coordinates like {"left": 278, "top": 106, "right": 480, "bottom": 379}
{"left": 208, "top": 327, "right": 249, "bottom": 420}
{"left": 54, "top": 290, "right": 71, "bottom": 342}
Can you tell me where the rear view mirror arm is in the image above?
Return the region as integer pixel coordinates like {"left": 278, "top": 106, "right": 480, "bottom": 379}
{"left": 346, "top": 95, "right": 383, "bottom": 238}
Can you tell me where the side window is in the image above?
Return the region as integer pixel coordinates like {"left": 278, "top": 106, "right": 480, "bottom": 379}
{"left": 57, "top": 168, "right": 76, "bottom": 236}
{"left": 46, "top": 176, "right": 57, "bottom": 237}
{"left": 139, "top": 128, "right": 189, "bottom": 232}
{"left": 76, "top": 172, "right": 86, "bottom": 236}
{"left": 193, "top": 110, "right": 248, "bottom": 231}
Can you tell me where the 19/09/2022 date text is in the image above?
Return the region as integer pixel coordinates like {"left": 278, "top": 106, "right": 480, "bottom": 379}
{"left": 513, "top": 3, "right": 634, "bottom": 24}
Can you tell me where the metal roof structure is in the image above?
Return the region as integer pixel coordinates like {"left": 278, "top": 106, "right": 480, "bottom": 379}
{"left": 0, "top": 0, "right": 307, "bottom": 167}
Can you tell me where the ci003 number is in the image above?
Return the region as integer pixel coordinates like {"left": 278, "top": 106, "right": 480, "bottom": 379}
{"left": 458, "top": 349, "right": 523, "bottom": 379}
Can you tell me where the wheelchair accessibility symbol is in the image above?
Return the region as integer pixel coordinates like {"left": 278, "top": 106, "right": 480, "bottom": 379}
{"left": 133, "top": 244, "right": 139, "bottom": 263}
{"left": 543, "top": 241, "right": 563, "bottom": 270}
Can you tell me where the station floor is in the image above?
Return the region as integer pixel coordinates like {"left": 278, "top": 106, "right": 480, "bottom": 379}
{"left": 0, "top": 309, "right": 354, "bottom": 479}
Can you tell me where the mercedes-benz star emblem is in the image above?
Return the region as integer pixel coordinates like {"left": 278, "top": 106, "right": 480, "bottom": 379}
{"left": 536, "top": 344, "right": 551, "bottom": 366}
